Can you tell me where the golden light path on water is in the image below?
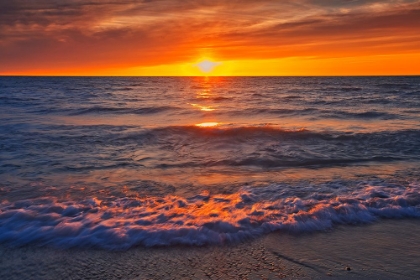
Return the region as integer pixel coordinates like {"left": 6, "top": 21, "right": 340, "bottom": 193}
{"left": 195, "top": 122, "right": 219, "bottom": 127}
{"left": 188, "top": 103, "right": 216, "bottom": 112}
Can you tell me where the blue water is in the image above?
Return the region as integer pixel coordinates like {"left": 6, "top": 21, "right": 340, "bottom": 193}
{"left": 0, "top": 76, "right": 419, "bottom": 249}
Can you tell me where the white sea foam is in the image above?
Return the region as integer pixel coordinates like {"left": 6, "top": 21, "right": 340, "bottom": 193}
{"left": 1, "top": 182, "right": 419, "bottom": 249}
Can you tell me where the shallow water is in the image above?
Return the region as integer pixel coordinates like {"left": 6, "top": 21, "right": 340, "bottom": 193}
{"left": 0, "top": 76, "right": 419, "bottom": 249}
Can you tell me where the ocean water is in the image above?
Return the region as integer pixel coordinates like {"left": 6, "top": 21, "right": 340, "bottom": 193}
{"left": 0, "top": 76, "right": 419, "bottom": 249}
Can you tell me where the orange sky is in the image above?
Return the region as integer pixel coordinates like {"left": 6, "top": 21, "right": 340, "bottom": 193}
{"left": 1, "top": 0, "right": 419, "bottom": 76}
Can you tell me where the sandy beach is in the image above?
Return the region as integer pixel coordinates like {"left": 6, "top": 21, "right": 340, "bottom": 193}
{"left": 1, "top": 219, "right": 419, "bottom": 279}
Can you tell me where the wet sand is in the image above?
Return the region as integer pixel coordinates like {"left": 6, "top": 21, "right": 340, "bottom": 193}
{"left": 1, "top": 219, "right": 419, "bottom": 279}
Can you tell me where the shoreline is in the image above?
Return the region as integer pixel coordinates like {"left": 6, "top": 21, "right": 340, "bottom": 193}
{"left": 1, "top": 219, "right": 419, "bottom": 279}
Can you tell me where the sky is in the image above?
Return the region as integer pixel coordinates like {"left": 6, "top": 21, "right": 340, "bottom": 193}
{"left": 1, "top": 0, "right": 419, "bottom": 76}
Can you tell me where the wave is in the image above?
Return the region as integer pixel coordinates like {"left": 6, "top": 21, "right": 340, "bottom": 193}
{"left": 0, "top": 182, "right": 419, "bottom": 249}
{"left": 116, "top": 126, "right": 420, "bottom": 167}
{"left": 209, "top": 96, "right": 232, "bottom": 101}
{"left": 229, "top": 108, "right": 317, "bottom": 116}
{"left": 320, "top": 86, "right": 362, "bottom": 92}
{"left": 219, "top": 107, "right": 403, "bottom": 120}
{"left": 2, "top": 124, "right": 419, "bottom": 173}
{"left": 122, "top": 126, "right": 420, "bottom": 144}
{"left": 119, "top": 126, "right": 321, "bottom": 142}
{"left": 323, "top": 110, "right": 401, "bottom": 120}
{"left": 155, "top": 156, "right": 400, "bottom": 169}
{"left": 69, "top": 106, "right": 180, "bottom": 116}
{"left": 376, "top": 83, "right": 414, "bottom": 90}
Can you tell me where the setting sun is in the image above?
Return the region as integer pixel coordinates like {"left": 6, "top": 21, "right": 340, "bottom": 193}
{"left": 196, "top": 60, "right": 221, "bottom": 74}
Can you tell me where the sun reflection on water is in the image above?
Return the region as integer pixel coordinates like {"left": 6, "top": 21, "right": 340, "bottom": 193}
{"left": 197, "top": 90, "right": 211, "bottom": 98}
{"left": 189, "top": 103, "right": 216, "bottom": 111}
{"left": 195, "top": 122, "right": 219, "bottom": 127}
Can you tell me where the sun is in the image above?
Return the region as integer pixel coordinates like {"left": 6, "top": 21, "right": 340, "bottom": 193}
{"left": 196, "top": 60, "right": 221, "bottom": 74}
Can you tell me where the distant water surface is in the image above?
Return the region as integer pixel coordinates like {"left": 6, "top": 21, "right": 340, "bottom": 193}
{"left": 0, "top": 76, "right": 419, "bottom": 249}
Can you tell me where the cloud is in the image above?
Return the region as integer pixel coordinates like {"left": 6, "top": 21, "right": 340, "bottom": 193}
{"left": 1, "top": 0, "right": 419, "bottom": 73}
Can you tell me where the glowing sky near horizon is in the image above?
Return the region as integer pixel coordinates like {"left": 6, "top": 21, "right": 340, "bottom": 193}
{"left": 1, "top": 0, "right": 419, "bottom": 75}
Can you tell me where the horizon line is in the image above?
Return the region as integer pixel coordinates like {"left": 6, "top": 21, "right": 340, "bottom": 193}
{"left": 1, "top": 75, "right": 420, "bottom": 78}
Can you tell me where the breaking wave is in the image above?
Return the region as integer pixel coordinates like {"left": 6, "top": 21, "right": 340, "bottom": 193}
{"left": 1, "top": 181, "right": 419, "bottom": 250}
